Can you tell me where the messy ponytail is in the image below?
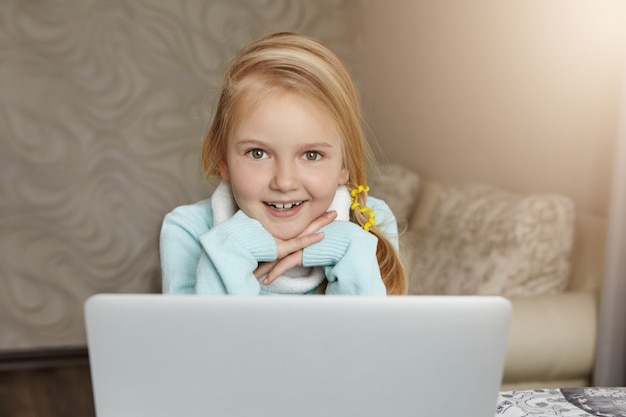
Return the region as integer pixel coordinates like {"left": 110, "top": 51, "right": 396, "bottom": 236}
{"left": 348, "top": 185, "right": 407, "bottom": 295}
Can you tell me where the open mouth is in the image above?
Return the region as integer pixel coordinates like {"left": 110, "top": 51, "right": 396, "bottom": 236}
{"left": 265, "top": 201, "right": 303, "bottom": 210}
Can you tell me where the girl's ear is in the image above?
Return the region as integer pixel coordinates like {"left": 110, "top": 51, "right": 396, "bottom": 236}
{"left": 339, "top": 166, "right": 349, "bottom": 185}
{"left": 218, "top": 161, "right": 230, "bottom": 181}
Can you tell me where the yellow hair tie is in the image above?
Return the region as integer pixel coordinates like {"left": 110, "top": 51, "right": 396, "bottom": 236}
{"left": 350, "top": 184, "right": 369, "bottom": 199}
{"left": 350, "top": 185, "right": 376, "bottom": 232}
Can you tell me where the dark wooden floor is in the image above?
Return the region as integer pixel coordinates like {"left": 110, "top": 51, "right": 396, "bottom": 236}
{"left": 0, "top": 365, "right": 95, "bottom": 417}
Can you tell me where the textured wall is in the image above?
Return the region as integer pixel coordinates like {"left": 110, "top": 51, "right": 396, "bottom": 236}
{"left": 0, "top": 0, "right": 366, "bottom": 351}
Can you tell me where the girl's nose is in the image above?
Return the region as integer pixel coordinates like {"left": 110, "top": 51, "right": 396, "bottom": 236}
{"left": 270, "top": 161, "right": 299, "bottom": 191}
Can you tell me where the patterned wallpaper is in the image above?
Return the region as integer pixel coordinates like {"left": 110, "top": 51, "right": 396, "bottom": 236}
{"left": 0, "top": 0, "right": 366, "bottom": 351}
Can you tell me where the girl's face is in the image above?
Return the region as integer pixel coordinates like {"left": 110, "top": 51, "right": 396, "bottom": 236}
{"left": 219, "top": 91, "right": 349, "bottom": 240}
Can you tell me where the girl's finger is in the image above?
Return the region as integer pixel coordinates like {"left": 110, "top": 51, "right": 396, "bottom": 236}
{"left": 298, "top": 210, "right": 337, "bottom": 237}
{"left": 276, "top": 232, "right": 324, "bottom": 259}
{"left": 263, "top": 251, "right": 303, "bottom": 285}
{"left": 254, "top": 261, "right": 276, "bottom": 278}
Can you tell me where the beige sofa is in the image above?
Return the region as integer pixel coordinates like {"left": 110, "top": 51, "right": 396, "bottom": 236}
{"left": 369, "top": 165, "right": 606, "bottom": 390}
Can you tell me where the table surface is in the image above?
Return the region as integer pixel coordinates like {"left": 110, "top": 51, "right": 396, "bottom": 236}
{"left": 496, "top": 387, "right": 626, "bottom": 417}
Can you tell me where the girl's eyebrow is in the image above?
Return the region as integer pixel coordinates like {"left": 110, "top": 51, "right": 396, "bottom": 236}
{"left": 297, "top": 142, "right": 336, "bottom": 150}
{"left": 233, "top": 139, "right": 268, "bottom": 147}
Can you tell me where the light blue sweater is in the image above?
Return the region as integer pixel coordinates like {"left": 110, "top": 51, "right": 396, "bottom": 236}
{"left": 159, "top": 190, "right": 399, "bottom": 295}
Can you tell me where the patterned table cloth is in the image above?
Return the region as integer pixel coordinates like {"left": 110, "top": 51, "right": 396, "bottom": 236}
{"left": 496, "top": 388, "right": 626, "bottom": 417}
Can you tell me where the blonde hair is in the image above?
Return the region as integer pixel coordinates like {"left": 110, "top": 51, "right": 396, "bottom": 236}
{"left": 201, "top": 32, "right": 407, "bottom": 295}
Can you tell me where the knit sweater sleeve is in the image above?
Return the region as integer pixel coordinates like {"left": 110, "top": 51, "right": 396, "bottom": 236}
{"left": 195, "top": 210, "right": 277, "bottom": 294}
{"left": 160, "top": 199, "right": 214, "bottom": 294}
{"left": 302, "top": 221, "right": 386, "bottom": 295}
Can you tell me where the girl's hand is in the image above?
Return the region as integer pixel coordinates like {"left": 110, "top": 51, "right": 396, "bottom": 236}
{"left": 254, "top": 210, "right": 337, "bottom": 284}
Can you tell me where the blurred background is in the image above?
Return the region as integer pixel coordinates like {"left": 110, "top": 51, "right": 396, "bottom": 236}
{"left": 1, "top": 0, "right": 625, "bottom": 383}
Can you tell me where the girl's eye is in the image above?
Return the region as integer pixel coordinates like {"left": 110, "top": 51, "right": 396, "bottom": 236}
{"left": 303, "top": 151, "right": 321, "bottom": 161}
{"left": 247, "top": 149, "right": 267, "bottom": 160}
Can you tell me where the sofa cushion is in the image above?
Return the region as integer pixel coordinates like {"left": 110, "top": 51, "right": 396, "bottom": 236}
{"left": 411, "top": 183, "right": 575, "bottom": 297}
{"left": 368, "top": 163, "right": 420, "bottom": 228}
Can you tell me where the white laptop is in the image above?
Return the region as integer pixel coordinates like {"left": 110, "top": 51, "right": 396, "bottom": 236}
{"left": 85, "top": 294, "right": 511, "bottom": 417}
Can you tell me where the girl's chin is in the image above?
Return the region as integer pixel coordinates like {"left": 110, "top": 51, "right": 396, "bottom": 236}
{"left": 263, "top": 224, "right": 307, "bottom": 241}
{"left": 267, "top": 229, "right": 303, "bottom": 241}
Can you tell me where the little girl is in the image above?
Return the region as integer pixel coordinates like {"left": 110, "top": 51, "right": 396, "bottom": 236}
{"left": 160, "top": 32, "right": 406, "bottom": 295}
